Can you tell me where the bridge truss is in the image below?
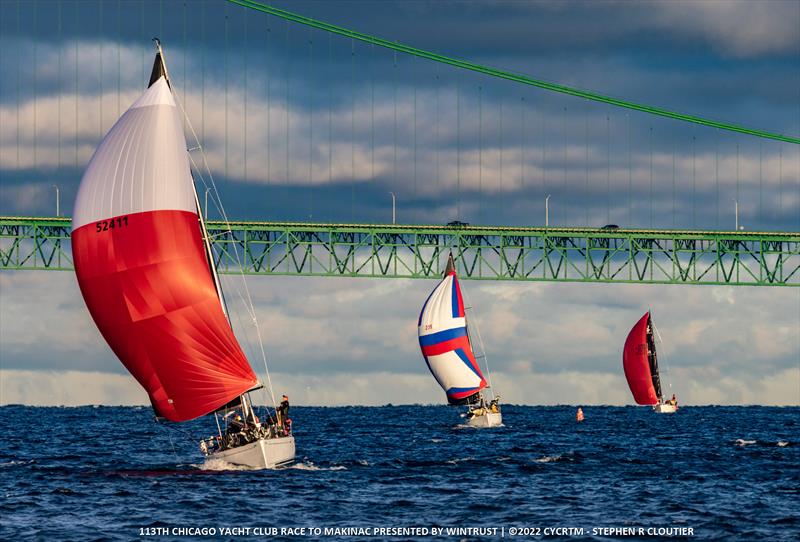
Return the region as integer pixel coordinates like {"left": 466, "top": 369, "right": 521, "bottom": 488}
{"left": 1, "top": 217, "right": 798, "bottom": 287}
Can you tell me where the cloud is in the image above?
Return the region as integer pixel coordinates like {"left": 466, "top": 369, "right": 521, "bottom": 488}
{"left": 1, "top": 270, "right": 798, "bottom": 406}
{"left": 650, "top": 1, "right": 800, "bottom": 58}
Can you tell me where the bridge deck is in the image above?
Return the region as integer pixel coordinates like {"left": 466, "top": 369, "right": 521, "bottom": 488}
{"left": 1, "top": 216, "right": 798, "bottom": 286}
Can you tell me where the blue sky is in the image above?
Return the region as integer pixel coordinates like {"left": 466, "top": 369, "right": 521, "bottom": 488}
{"left": 0, "top": 0, "right": 798, "bottom": 406}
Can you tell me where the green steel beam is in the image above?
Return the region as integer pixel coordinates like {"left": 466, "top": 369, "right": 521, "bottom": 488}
{"left": 2, "top": 216, "right": 799, "bottom": 287}
{"left": 226, "top": 0, "right": 799, "bottom": 145}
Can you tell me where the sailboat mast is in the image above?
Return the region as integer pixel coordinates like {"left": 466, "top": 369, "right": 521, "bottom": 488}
{"left": 647, "top": 313, "right": 663, "bottom": 401}
{"left": 152, "top": 39, "right": 230, "bottom": 321}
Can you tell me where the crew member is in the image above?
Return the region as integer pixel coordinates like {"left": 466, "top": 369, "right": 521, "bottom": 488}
{"left": 277, "top": 395, "right": 290, "bottom": 430}
{"left": 227, "top": 413, "right": 245, "bottom": 434}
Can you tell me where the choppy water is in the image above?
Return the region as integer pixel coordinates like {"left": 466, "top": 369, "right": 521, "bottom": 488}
{"left": 0, "top": 405, "right": 797, "bottom": 541}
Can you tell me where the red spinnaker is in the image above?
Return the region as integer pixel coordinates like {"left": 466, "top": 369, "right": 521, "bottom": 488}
{"left": 71, "top": 69, "right": 259, "bottom": 422}
{"left": 622, "top": 312, "right": 659, "bottom": 405}
{"left": 73, "top": 210, "right": 258, "bottom": 421}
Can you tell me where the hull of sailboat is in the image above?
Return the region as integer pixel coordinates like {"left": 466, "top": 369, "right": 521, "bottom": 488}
{"left": 653, "top": 403, "right": 677, "bottom": 414}
{"left": 466, "top": 412, "right": 503, "bottom": 428}
{"left": 208, "top": 435, "right": 295, "bottom": 469}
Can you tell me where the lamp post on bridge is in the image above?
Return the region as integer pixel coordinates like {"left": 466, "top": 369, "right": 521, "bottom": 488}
{"left": 545, "top": 194, "right": 551, "bottom": 228}
{"left": 733, "top": 198, "right": 739, "bottom": 231}
{"left": 51, "top": 184, "right": 60, "bottom": 217}
{"left": 389, "top": 192, "right": 396, "bottom": 224}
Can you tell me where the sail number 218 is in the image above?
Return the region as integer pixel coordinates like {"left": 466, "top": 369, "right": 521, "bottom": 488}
{"left": 95, "top": 216, "right": 129, "bottom": 232}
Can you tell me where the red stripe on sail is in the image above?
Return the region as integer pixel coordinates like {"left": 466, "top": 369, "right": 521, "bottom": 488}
{"left": 623, "top": 312, "right": 659, "bottom": 405}
{"left": 72, "top": 209, "right": 258, "bottom": 422}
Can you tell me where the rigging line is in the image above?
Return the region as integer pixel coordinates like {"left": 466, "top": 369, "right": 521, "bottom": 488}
{"left": 460, "top": 289, "right": 495, "bottom": 397}
{"left": 225, "top": 0, "right": 799, "bottom": 144}
{"left": 170, "top": 62, "right": 279, "bottom": 413}
{"left": 156, "top": 421, "right": 180, "bottom": 464}
{"left": 649, "top": 314, "right": 673, "bottom": 392}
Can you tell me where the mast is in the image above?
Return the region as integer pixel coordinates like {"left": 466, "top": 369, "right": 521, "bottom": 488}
{"left": 152, "top": 39, "right": 230, "bottom": 320}
{"left": 646, "top": 313, "right": 663, "bottom": 401}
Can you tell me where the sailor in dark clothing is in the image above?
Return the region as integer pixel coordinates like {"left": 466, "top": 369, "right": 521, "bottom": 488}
{"left": 277, "top": 395, "right": 290, "bottom": 432}
{"left": 227, "top": 413, "right": 245, "bottom": 436}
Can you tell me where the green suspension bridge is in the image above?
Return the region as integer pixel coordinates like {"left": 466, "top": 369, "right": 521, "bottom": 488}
{"left": 2, "top": 1, "right": 798, "bottom": 287}
{"left": 2, "top": 216, "right": 798, "bottom": 286}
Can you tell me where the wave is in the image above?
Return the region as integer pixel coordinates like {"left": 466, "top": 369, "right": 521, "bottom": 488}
{"left": 734, "top": 439, "right": 791, "bottom": 447}
{"left": 196, "top": 458, "right": 258, "bottom": 471}
{"left": 289, "top": 461, "right": 347, "bottom": 471}
{"left": 533, "top": 455, "right": 564, "bottom": 463}
{"left": 0, "top": 460, "right": 35, "bottom": 469}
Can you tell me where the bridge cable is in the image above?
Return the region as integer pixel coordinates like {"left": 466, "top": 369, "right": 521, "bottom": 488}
{"left": 226, "top": 0, "right": 799, "bottom": 145}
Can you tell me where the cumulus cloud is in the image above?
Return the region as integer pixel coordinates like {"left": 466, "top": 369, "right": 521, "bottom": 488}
{"left": 1, "top": 270, "right": 798, "bottom": 406}
{"left": 650, "top": 0, "right": 800, "bottom": 58}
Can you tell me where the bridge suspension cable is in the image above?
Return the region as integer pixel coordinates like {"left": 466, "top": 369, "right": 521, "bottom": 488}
{"left": 226, "top": 0, "right": 799, "bottom": 145}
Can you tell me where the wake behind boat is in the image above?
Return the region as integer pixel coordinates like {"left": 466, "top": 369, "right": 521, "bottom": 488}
{"left": 418, "top": 253, "right": 502, "bottom": 427}
{"left": 623, "top": 311, "right": 678, "bottom": 414}
{"left": 71, "top": 41, "right": 294, "bottom": 469}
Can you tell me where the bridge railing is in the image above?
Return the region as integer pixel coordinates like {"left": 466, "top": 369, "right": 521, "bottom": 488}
{"left": 1, "top": 216, "right": 798, "bottom": 286}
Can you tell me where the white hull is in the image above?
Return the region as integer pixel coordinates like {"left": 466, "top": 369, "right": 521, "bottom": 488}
{"left": 467, "top": 411, "right": 503, "bottom": 427}
{"left": 208, "top": 435, "right": 295, "bottom": 469}
{"left": 654, "top": 403, "right": 677, "bottom": 414}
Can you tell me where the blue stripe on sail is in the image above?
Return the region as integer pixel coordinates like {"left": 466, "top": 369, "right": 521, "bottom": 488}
{"left": 450, "top": 277, "right": 459, "bottom": 318}
{"left": 447, "top": 386, "right": 479, "bottom": 394}
{"left": 446, "top": 386, "right": 480, "bottom": 397}
{"left": 454, "top": 348, "right": 484, "bottom": 380}
{"left": 418, "top": 327, "right": 467, "bottom": 347}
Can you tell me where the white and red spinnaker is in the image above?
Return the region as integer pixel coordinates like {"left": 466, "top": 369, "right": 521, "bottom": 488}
{"left": 72, "top": 56, "right": 258, "bottom": 422}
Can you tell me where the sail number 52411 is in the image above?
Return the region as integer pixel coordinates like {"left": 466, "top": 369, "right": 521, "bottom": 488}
{"left": 96, "top": 216, "right": 129, "bottom": 232}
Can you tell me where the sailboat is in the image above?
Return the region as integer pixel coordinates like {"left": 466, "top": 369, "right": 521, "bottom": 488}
{"left": 623, "top": 311, "right": 677, "bottom": 414}
{"left": 418, "top": 253, "right": 502, "bottom": 427}
{"left": 71, "top": 41, "right": 295, "bottom": 468}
